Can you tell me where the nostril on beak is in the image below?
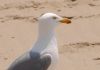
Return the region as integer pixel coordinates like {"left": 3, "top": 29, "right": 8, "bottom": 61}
{"left": 61, "top": 16, "right": 74, "bottom": 19}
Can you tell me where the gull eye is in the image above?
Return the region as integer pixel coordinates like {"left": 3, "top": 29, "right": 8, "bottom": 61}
{"left": 52, "top": 16, "right": 57, "bottom": 19}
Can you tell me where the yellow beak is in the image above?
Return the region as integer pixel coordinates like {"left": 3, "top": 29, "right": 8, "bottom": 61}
{"left": 59, "top": 17, "right": 71, "bottom": 24}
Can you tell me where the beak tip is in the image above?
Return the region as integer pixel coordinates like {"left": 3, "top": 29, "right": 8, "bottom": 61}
{"left": 59, "top": 17, "right": 72, "bottom": 24}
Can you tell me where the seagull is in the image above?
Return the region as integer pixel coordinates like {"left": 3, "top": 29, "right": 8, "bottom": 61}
{"left": 8, "top": 13, "right": 71, "bottom": 70}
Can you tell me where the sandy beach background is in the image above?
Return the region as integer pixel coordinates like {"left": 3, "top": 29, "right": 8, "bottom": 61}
{"left": 0, "top": 0, "right": 100, "bottom": 70}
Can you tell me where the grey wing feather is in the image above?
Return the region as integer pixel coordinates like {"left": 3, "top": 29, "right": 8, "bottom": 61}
{"left": 8, "top": 52, "right": 51, "bottom": 70}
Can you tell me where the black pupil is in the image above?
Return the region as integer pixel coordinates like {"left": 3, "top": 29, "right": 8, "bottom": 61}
{"left": 52, "top": 17, "right": 57, "bottom": 19}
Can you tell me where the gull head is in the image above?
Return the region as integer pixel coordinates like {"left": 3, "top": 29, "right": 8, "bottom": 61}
{"left": 38, "top": 13, "right": 71, "bottom": 27}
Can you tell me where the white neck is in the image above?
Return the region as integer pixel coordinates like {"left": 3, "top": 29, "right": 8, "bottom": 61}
{"left": 31, "top": 23, "right": 57, "bottom": 53}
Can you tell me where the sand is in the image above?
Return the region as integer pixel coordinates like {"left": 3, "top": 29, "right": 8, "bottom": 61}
{"left": 0, "top": 0, "right": 100, "bottom": 70}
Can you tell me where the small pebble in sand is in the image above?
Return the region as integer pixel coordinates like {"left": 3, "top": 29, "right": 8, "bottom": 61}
{"left": 4, "top": 57, "right": 8, "bottom": 60}
{"left": 11, "top": 37, "right": 15, "bottom": 39}
{"left": 93, "top": 58, "right": 100, "bottom": 60}
{"left": 33, "top": 18, "right": 38, "bottom": 21}
{"left": 71, "top": 0, "right": 76, "bottom": 2}
{"left": 88, "top": 4, "right": 96, "bottom": 6}
{"left": 57, "top": 9, "right": 61, "bottom": 12}
{"left": 1, "top": 21, "right": 5, "bottom": 23}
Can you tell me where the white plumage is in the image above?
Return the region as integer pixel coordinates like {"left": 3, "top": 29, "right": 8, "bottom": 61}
{"left": 8, "top": 13, "right": 71, "bottom": 70}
